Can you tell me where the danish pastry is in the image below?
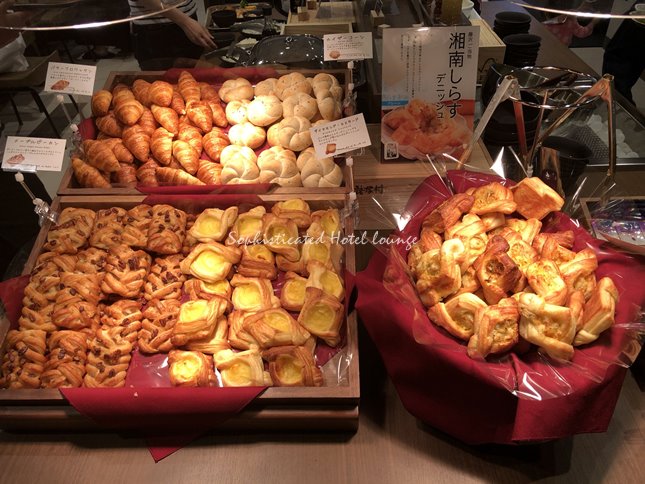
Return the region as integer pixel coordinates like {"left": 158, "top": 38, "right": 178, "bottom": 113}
{"left": 185, "top": 316, "right": 230, "bottom": 355}
{"left": 168, "top": 350, "right": 216, "bottom": 387}
{"left": 215, "top": 348, "right": 272, "bottom": 387}
{"left": 242, "top": 308, "right": 311, "bottom": 349}
{"left": 121, "top": 204, "right": 152, "bottom": 248}
{"left": 44, "top": 208, "right": 96, "bottom": 254}
{"left": 19, "top": 304, "right": 56, "bottom": 333}
{"left": 100, "top": 244, "right": 152, "bottom": 299}
{"left": 53, "top": 272, "right": 102, "bottom": 330}
{"left": 189, "top": 207, "right": 238, "bottom": 243}
{"left": 230, "top": 275, "right": 280, "bottom": 312}
{"left": 171, "top": 298, "right": 228, "bottom": 347}
{"left": 559, "top": 249, "right": 599, "bottom": 300}
{"left": 512, "top": 177, "right": 564, "bottom": 220}
{"left": 238, "top": 244, "right": 278, "bottom": 280}
{"left": 467, "top": 298, "right": 520, "bottom": 358}
{"left": 525, "top": 259, "right": 568, "bottom": 306}
{"left": 40, "top": 330, "right": 88, "bottom": 388}
{"left": 184, "top": 278, "right": 232, "bottom": 302}
{"left": 138, "top": 298, "right": 182, "bottom": 354}
{"left": 414, "top": 239, "right": 466, "bottom": 307}
{"left": 228, "top": 310, "right": 260, "bottom": 350}
{"left": 0, "top": 329, "right": 47, "bottom": 389}
{"left": 270, "top": 198, "right": 312, "bottom": 228}
{"left": 469, "top": 182, "right": 517, "bottom": 215}
{"left": 309, "top": 209, "right": 342, "bottom": 238}
{"left": 298, "top": 287, "right": 343, "bottom": 347}
{"left": 305, "top": 260, "right": 344, "bottom": 301}
{"left": 144, "top": 254, "right": 186, "bottom": 301}
{"left": 473, "top": 236, "right": 522, "bottom": 305}
{"left": 84, "top": 326, "right": 133, "bottom": 388}
{"left": 263, "top": 345, "right": 323, "bottom": 387}
{"left": 99, "top": 299, "right": 143, "bottom": 344}
{"left": 226, "top": 206, "right": 266, "bottom": 245}
{"left": 146, "top": 204, "right": 187, "bottom": 255}
{"left": 574, "top": 277, "right": 618, "bottom": 346}
{"left": 422, "top": 193, "right": 475, "bottom": 234}
{"left": 280, "top": 271, "right": 308, "bottom": 312}
{"left": 181, "top": 242, "right": 242, "bottom": 282}
{"left": 263, "top": 215, "right": 300, "bottom": 262}
{"left": 89, "top": 207, "right": 127, "bottom": 250}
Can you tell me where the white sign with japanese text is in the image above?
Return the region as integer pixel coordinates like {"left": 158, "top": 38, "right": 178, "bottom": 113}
{"left": 381, "top": 26, "right": 480, "bottom": 161}
{"left": 310, "top": 114, "right": 371, "bottom": 159}
{"left": 44, "top": 62, "right": 97, "bottom": 96}
{"left": 1, "top": 136, "right": 67, "bottom": 172}
{"left": 324, "top": 32, "right": 373, "bottom": 61}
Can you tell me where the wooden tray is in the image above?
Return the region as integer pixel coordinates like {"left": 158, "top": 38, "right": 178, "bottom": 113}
{"left": 1, "top": 194, "right": 359, "bottom": 432}
{"left": 58, "top": 68, "right": 354, "bottom": 197}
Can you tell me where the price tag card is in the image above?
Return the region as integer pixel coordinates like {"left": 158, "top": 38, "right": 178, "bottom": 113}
{"left": 310, "top": 114, "right": 371, "bottom": 159}
{"left": 324, "top": 32, "right": 373, "bottom": 61}
{"left": 2, "top": 136, "right": 67, "bottom": 172}
{"left": 45, "top": 62, "right": 97, "bottom": 96}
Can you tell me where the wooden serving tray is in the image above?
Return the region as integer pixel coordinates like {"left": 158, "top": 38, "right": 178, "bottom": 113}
{"left": 0, "top": 194, "right": 359, "bottom": 432}
{"left": 57, "top": 68, "right": 354, "bottom": 198}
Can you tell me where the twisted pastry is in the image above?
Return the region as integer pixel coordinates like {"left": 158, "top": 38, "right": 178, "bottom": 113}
{"left": 144, "top": 254, "right": 186, "bottom": 301}
{"left": 0, "top": 330, "right": 47, "bottom": 389}
{"left": 84, "top": 326, "right": 133, "bottom": 388}
{"left": 99, "top": 299, "right": 143, "bottom": 344}
{"left": 138, "top": 298, "right": 181, "bottom": 354}
{"left": 101, "top": 244, "right": 152, "bottom": 299}
{"left": 40, "top": 330, "right": 88, "bottom": 388}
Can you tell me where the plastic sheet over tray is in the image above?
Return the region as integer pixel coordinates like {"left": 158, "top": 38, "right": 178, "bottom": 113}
{"left": 357, "top": 171, "right": 645, "bottom": 443}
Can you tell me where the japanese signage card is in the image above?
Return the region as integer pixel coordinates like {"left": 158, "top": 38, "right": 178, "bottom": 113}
{"left": 310, "top": 114, "right": 371, "bottom": 159}
{"left": 45, "top": 62, "right": 97, "bottom": 96}
{"left": 2, "top": 136, "right": 67, "bottom": 172}
{"left": 324, "top": 32, "right": 374, "bottom": 61}
{"left": 381, "top": 26, "right": 480, "bottom": 161}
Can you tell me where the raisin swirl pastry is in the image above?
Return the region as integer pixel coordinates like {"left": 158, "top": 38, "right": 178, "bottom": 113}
{"left": 44, "top": 208, "right": 96, "bottom": 254}
{"left": 31, "top": 252, "right": 77, "bottom": 282}
{"left": 0, "top": 329, "right": 47, "bottom": 388}
{"left": 122, "top": 204, "right": 152, "bottom": 248}
{"left": 89, "top": 207, "right": 127, "bottom": 250}
{"left": 40, "top": 330, "right": 88, "bottom": 388}
{"left": 101, "top": 244, "right": 152, "bottom": 299}
{"left": 146, "top": 204, "right": 187, "bottom": 255}
{"left": 99, "top": 299, "right": 143, "bottom": 344}
{"left": 52, "top": 272, "right": 102, "bottom": 331}
{"left": 84, "top": 326, "right": 133, "bottom": 388}
{"left": 19, "top": 304, "right": 56, "bottom": 333}
{"left": 144, "top": 254, "right": 186, "bottom": 301}
{"left": 138, "top": 298, "right": 182, "bottom": 354}
{"left": 74, "top": 247, "right": 108, "bottom": 274}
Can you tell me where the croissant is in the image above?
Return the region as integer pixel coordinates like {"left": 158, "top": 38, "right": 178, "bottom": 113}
{"left": 72, "top": 158, "right": 111, "bottom": 188}
{"left": 101, "top": 138, "right": 134, "bottom": 164}
{"left": 148, "top": 80, "right": 173, "bottom": 107}
{"left": 144, "top": 254, "right": 186, "bottom": 300}
{"left": 208, "top": 100, "right": 227, "bottom": 128}
{"left": 132, "top": 79, "right": 152, "bottom": 107}
{"left": 113, "top": 163, "right": 138, "bottom": 187}
{"left": 150, "top": 127, "right": 174, "bottom": 165}
{"left": 91, "top": 90, "right": 112, "bottom": 117}
{"left": 199, "top": 82, "right": 220, "bottom": 102}
{"left": 151, "top": 104, "right": 179, "bottom": 134}
{"left": 298, "top": 287, "right": 343, "bottom": 346}
{"left": 171, "top": 87, "right": 186, "bottom": 115}
{"left": 172, "top": 140, "right": 200, "bottom": 174}
{"left": 196, "top": 159, "right": 223, "bottom": 185}
{"left": 137, "top": 108, "right": 158, "bottom": 137}
{"left": 214, "top": 348, "right": 272, "bottom": 387}
{"left": 171, "top": 297, "right": 228, "bottom": 346}
{"left": 263, "top": 345, "right": 323, "bottom": 387}
{"left": 177, "top": 124, "right": 203, "bottom": 155}
{"left": 202, "top": 129, "right": 229, "bottom": 162}
{"left": 146, "top": 204, "right": 188, "bottom": 255}
{"left": 186, "top": 101, "right": 213, "bottom": 132}
{"left": 136, "top": 158, "right": 159, "bottom": 186}
{"left": 122, "top": 125, "right": 151, "bottom": 162}
{"left": 95, "top": 112, "right": 123, "bottom": 138}
{"left": 114, "top": 97, "right": 145, "bottom": 126}
{"left": 138, "top": 298, "right": 181, "bottom": 354}
{"left": 156, "top": 167, "right": 205, "bottom": 186}
{"left": 111, "top": 84, "right": 134, "bottom": 105}
{"left": 574, "top": 277, "right": 618, "bottom": 346}
{"left": 83, "top": 139, "right": 120, "bottom": 173}
{"left": 178, "top": 71, "right": 201, "bottom": 104}
{"left": 168, "top": 350, "right": 216, "bottom": 387}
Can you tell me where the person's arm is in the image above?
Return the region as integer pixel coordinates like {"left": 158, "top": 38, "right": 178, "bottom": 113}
{"left": 138, "top": 0, "right": 215, "bottom": 49}
{"left": 0, "top": 0, "right": 30, "bottom": 47}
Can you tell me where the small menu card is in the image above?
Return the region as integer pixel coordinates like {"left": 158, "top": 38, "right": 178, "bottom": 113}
{"left": 2, "top": 136, "right": 67, "bottom": 172}
{"left": 310, "top": 114, "right": 371, "bottom": 159}
{"left": 45, "top": 62, "right": 97, "bottom": 96}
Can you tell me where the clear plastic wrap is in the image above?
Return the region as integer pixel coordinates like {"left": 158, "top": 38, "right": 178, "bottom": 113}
{"left": 365, "top": 170, "right": 645, "bottom": 401}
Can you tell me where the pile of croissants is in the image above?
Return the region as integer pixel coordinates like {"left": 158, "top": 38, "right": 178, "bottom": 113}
{"left": 73, "top": 71, "right": 345, "bottom": 189}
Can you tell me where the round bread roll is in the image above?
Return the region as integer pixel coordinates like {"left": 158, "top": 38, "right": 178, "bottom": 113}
{"left": 228, "top": 122, "right": 266, "bottom": 149}
{"left": 276, "top": 116, "right": 312, "bottom": 152}
{"left": 218, "top": 78, "right": 254, "bottom": 103}
{"left": 220, "top": 146, "right": 260, "bottom": 185}
{"left": 275, "top": 72, "right": 312, "bottom": 101}
{"left": 266, "top": 123, "right": 280, "bottom": 147}
{"left": 282, "top": 93, "right": 318, "bottom": 120}
{"left": 311, "top": 119, "right": 329, "bottom": 128}
{"left": 257, "top": 146, "right": 301, "bottom": 186}
{"left": 296, "top": 148, "right": 343, "bottom": 188}
{"left": 311, "top": 73, "right": 343, "bottom": 121}
{"left": 247, "top": 95, "right": 283, "bottom": 127}
{"left": 225, "top": 99, "right": 250, "bottom": 125}
{"left": 254, "top": 78, "right": 278, "bottom": 97}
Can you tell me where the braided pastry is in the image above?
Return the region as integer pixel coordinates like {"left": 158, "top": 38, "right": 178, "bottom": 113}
{"left": 44, "top": 208, "right": 96, "bottom": 254}
{"left": 144, "top": 254, "right": 186, "bottom": 301}
{"left": 89, "top": 207, "right": 127, "bottom": 250}
{"left": 99, "top": 299, "right": 143, "bottom": 344}
{"left": 52, "top": 272, "right": 102, "bottom": 330}
{"left": 121, "top": 204, "right": 152, "bottom": 248}
{"left": 19, "top": 304, "right": 56, "bottom": 333}
{"left": 40, "top": 331, "right": 88, "bottom": 388}
{"left": 146, "top": 204, "right": 187, "bottom": 255}
{"left": 0, "top": 330, "right": 47, "bottom": 388}
{"left": 74, "top": 247, "right": 108, "bottom": 275}
{"left": 84, "top": 326, "right": 133, "bottom": 388}
{"left": 22, "top": 276, "right": 59, "bottom": 311}
{"left": 101, "top": 244, "right": 152, "bottom": 299}
{"left": 138, "top": 298, "right": 181, "bottom": 354}
{"left": 31, "top": 252, "right": 77, "bottom": 282}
